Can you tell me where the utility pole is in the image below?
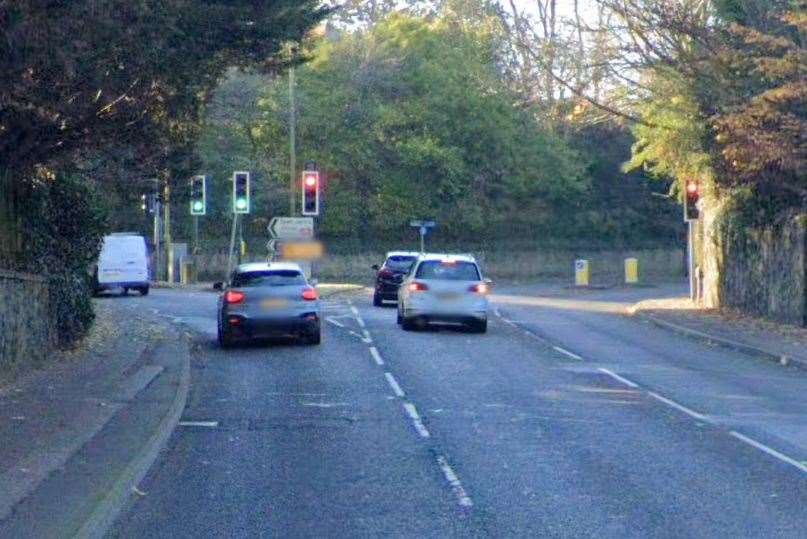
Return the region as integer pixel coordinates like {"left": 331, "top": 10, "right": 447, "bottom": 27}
{"left": 152, "top": 178, "right": 162, "bottom": 281}
{"left": 288, "top": 43, "right": 297, "bottom": 216}
{"left": 163, "top": 180, "right": 173, "bottom": 284}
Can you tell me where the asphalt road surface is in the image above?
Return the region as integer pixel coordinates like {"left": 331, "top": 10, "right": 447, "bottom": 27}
{"left": 108, "top": 286, "right": 807, "bottom": 538}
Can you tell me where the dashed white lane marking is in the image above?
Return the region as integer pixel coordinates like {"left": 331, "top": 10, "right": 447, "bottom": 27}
{"left": 362, "top": 329, "right": 373, "bottom": 343}
{"left": 325, "top": 317, "right": 345, "bottom": 328}
{"left": 349, "top": 305, "right": 360, "bottom": 317}
{"left": 729, "top": 431, "right": 807, "bottom": 474}
{"left": 369, "top": 346, "right": 385, "bottom": 366}
{"left": 648, "top": 392, "right": 710, "bottom": 422}
{"left": 493, "top": 307, "right": 501, "bottom": 317}
{"left": 552, "top": 346, "right": 583, "bottom": 361}
{"left": 356, "top": 316, "right": 366, "bottom": 329}
{"left": 403, "top": 403, "right": 430, "bottom": 438}
{"left": 385, "top": 372, "right": 405, "bottom": 397}
{"left": 178, "top": 421, "right": 219, "bottom": 428}
{"left": 598, "top": 368, "right": 639, "bottom": 389}
{"left": 436, "top": 455, "right": 474, "bottom": 507}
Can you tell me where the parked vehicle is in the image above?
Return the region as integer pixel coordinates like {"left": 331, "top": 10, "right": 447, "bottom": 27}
{"left": 216, "top": 262, "right": 321, "bottom": 347}
{"left": 372, "top": 251, "right": 419, "bottom": 306}
{"left": 397, "top": 254, "right": 491, "bottom": 333}
{"left": 93, "top": 233, "right": 150, "bottom": 296}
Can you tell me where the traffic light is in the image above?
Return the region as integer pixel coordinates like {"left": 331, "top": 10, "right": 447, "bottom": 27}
{"left": 684, "top": 178, "right": 700, "bottom": 221}
{"left": 190, "top": 175, "right": 206, "bottom": 216}
{"left": 233, "top": 171, "right": 250, "bottom": 214}
{"left": 141, "top": 193, "right": 156, "bottom": 214}
{"left": 301, "top": 170, "right": 319, "bottom": 216}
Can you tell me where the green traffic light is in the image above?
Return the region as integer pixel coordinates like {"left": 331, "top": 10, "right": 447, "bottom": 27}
{"left": 235, "top": 198, "right": 248, "bottom": 210}
{"left": 192, "top": 201, "right": 204, "bottom": 212}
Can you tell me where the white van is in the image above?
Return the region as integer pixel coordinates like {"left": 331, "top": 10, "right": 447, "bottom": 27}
{"left": 94, "top": 233, "right": 150, "bottom": 296}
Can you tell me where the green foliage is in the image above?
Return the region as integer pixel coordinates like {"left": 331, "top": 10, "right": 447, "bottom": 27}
{"left": 21, "top": 174, "right": 108, "bottom": 346}
{"left": 254, "top": 14, "right": 588, "bottom": 240}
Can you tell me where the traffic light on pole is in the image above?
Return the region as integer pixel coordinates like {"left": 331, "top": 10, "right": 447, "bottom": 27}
{"left": 301, "top": 170, "right": 320, "bottom": 216}
{"left": 233, "top": 171, "right": 250, "bottom": 214}
{"left": 684, "top": 178, "right": 700, "bottom": 221}
{"left": 190, "top": 175, "right": 206, "bottom": 216}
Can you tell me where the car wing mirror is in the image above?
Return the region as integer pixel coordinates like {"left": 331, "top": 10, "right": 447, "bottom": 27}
{"left": 310, "top": 278, "right": 319, "bottom": 287}
{"left": 213, "top": 282, "right": 224, "bottom": 291}
{"left": 371, "top": 264, "right": 380, "bottom": 271}
{"left": 484, "top": 278, "right": 493, "bottom": 286}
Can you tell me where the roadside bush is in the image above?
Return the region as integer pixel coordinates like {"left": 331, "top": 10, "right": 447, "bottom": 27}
{"left": 20, "top": 174, "right": 108, "bottom": 347}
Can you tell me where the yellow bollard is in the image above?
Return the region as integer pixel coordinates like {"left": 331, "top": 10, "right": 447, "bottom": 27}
{"left": 625, "top": 258, "right": 639, "bottom": 284}
{"left": 574, "top": 259, "right": 590, "bottom": 287}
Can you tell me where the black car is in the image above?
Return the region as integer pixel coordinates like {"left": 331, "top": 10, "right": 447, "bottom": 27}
{"left": 372, "top": 251, "right": 419, "bottom": 306}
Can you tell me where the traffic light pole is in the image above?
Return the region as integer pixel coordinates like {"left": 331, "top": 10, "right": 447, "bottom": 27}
{"left": 226, "top": 213, "right": 239, "bottom": 280}
{"left": 288, "top": 47, "right": 297, "bottom": 216}
{"left": 193, "top": 215, "right": 199, "bottom": 255}
{"left": 688, "top": 220, "right": 696, "bottom": 302}
{"left": 163, "top": 181, "right": 173, "bottom": 284}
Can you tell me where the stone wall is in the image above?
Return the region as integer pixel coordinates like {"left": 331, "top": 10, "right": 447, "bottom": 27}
{"left": 0, "top": 270, "right": 54, "bottom": 369}
{"left": 702, "top": 207, "right": 806, "bottom": 326}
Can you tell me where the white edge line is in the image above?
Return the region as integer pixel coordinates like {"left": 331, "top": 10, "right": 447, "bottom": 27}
{"left": 369, "top": 346, "right": 385, "bottom": 366}
{"left": 178, "top": 421, "right": 219, "bottom": 428}
{"left": 325, "top": 317, "right": 345, "bottom": 328}
{"left": 436, "top": 455, "right": 474, "bottom": 507}
{"left": 403, "top": 402, "right": 430, "bottom": 438}
{"left": 729, "top": 431, "right": 807, "bottom": 474}
{"left": 598, "top": 368, "right": 639, "bottom": 389}
{"left": 648, "top": 392, "right": 708, "bottom": 422}
{"left": 553, "top": 346, "right": 583, "bottom": 361}
{"left": 384, "top": 372, "right": 405, "bottom": 397}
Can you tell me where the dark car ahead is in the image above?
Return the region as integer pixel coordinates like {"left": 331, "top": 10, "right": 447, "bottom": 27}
{"left": 216, "top": 262, "right": 321, "bottom": 347}
{"left": 372, "top": 251, "right": 419, "bottom": 306}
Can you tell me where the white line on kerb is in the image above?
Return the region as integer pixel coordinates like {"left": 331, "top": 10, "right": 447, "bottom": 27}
{"left": 403, "top": 402, "right": 430, "bottom": 438}
{"left": 385, "top": 372, "right": 405, "bottom": 397}
{"left": 729, "top": 431, "right": 807, "bottom": 474}
{"left": 369, "top": 346, "right": 385, "bottom": 366}
{"left": 436, "top": 455, "right": 474, "bottom": 507}
{"left": 648, "top": 392, "right": 709, "bottom": 422}
{"left": 325, "top": 317, "right": 345, "bottom": 328}
{"left": 553, "top": 346, "right": 583, "bottom": 361}
{"left": 598, "top": 368, "right": 639, "bottom": 389}
{"left": 178, "top": 421, "right": 219, "bottom": 428}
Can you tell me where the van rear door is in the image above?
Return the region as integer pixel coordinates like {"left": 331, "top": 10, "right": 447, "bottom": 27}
{"left": 98, "top": 235, "right": 148, "bottom": 285}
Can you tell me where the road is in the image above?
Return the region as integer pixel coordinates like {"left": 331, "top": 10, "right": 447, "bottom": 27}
{"left": 108, "top": 285, "right": 807, "bottom": 538}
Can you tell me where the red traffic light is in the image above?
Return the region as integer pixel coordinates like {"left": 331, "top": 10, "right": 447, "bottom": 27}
{"left": 684, "top": 178, "right": 701, "bottom": 221}
{"left": 303, "top": 173, "right": 318, "bottom": 189}
{"left": 686, "top": 179, "right": 699, "bottom": 194}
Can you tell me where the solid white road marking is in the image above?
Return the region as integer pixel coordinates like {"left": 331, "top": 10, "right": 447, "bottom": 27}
{"left": 178, "top": 421, "right": 219, "bottom": 428}
{"left": 325, "top": 317, "right": 345, "bottom": 328}
{"left": 403, "top": 402, "right": 430, "bottom": 438}
{"left": 598, "top": 368, "right": 639, "bottom": 389}
{"left": 648, "top": 392, "right": 709, "bottom": 422}
{"left": 369, "top": 346, "right": 385, "bottom": 366}
{"left": 436, "top": 455, "right": 474, "bottom": 507}
{"left": 553, "top": 346, "right": 583, "bottom": 361}
{"left": 729, "top": 431, "right": 807, "bottom": 474}
{"left": 384, "top": 372, "right": 405, "bottom": 397}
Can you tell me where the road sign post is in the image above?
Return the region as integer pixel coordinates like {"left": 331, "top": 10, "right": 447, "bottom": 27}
{"left": 410, "top": 220, "right": 436, "bottom": 253}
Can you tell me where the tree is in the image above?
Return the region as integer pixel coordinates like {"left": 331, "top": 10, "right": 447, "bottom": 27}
{"left": 253, "top": 13, "right": 588, "bottom": 242}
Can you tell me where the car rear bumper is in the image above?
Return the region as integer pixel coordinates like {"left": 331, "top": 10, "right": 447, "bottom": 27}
{"left": 403, "top": 308, "right": 487, "bottom": 323}
{"left": 96, "top": 280, "right": 149, "bottom": 289}
{"left": 375, "top": 281, "right": 402, "bottom": 297}
{"left": 223, "top": 313, "right": 320, "bottom": 340}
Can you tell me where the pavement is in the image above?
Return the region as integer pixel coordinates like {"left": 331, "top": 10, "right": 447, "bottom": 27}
{"left": 2, "top": 282, "right": 806, "bottom": 537}
{"left": 629, "top": 296, "right": 807, "bottom": 369}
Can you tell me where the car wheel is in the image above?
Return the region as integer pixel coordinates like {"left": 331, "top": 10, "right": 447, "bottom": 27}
{"left": 469, "top": 319, "right": 488, "bottom": 334}
{"left": 401, "top": 316, "right": 417, "bottom": 331}
{"left": 139, "top": 286, "right": 149, "bottom": 296}
{"left": 218, "top": 321, "right": 232, "bottom": 349}
{"left": 373, "top": 292, "right": 383, "bottom": 307}
{"left": 306, "top": 329, "right": 322, "bottom": 345}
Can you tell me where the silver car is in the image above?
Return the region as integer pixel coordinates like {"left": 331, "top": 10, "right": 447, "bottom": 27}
{"left": 397, "top": 254, "right": 491, "bottom": 333}
{"left": 216, "top": 262, "right": 321, "bottom": 347}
